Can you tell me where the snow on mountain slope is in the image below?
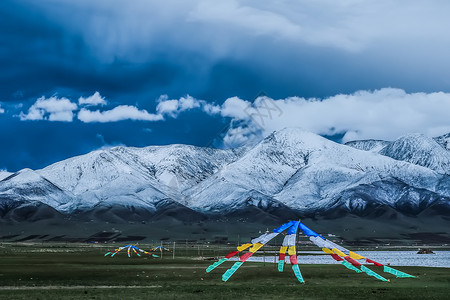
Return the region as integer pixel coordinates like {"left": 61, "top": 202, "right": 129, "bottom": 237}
{"left": 220, "top": 129, "right": 321, "bottom": 195}
{"left": 277, "top": 162, "right": 448, "bottom": 214}
{"left": 274, "top": 131, "right": 449, "bottom": 208}
{"left": 125, "top": 145, "right": 240, "bottom": 191}
{"left": 1, "top": 128, "right": 449, "bottom": 220}
{"left": 345, "top": 140, "right": 390, "bottom": 152}
{"left": 185, "top": 128, "right": 449, "bottom": 214}
{"left": 379, "top": 134, "right": 450, "bottom": 175}
{"left": 0, "top": 169, "right": 75, "bottom": 211}
{"left": 0, "top": 171, "right": 11, "bottom": 181}
{"left": 183, "top": 129, "right": 321, "bottom": 211}
{"left": 435, "top": 132, "right": 450, "bottom": 151}
{"left": 57, "top": 173, "right": 171, "bottom": 213}
{"left": 39, "top": 145, "right": 238, "bottom": 195}
{"left": 34, "top": 144, "right": 240, "bottom": 212}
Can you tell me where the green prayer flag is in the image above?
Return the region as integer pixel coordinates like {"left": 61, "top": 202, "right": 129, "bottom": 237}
{"left": 361, "top": 265, "right": 389, "bottom": 282}
{"left": 292, "top": 264, "right": 305, "bottom": 283}
{"left": 278, "top": 260, "right": 285, "bottom": 272}
{"left": 222, "top": 262, "right": 243, "bottom": 282}
{"left": 206, "top": 258, "right": 228, "bottom": 273}
{"left": 342, "top": 261, "right": 362, "bottom": 273}
{"left": 384, "top": 266, "right": 415, "bottom": 278}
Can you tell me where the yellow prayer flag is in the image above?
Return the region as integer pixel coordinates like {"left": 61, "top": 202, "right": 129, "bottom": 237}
{"left": 288, "top": 246, "right": 296, "bottom": 256}
{"left": 322, "top": 247, "right": 334, "bottom": 254}
{"left": 237, "top": 243, "right": 252, "bottom": 251}
{"left": 349, "top": 251, "right": 365, "bottom": 260}
{"left": 279, "top": 246, "right": 288, "bottom": 254}
{"left": 332, "top": 248, "right": 346, "bottom": 257}
{"left": 249, "top": 243, "right": 264, "bottom": 253}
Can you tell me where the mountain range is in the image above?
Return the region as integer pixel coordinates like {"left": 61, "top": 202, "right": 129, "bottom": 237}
{"left": 1, "top": 128, "right": 449, "bottom": 230}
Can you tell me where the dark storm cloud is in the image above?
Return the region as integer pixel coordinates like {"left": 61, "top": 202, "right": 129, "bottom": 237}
{"left": 1, "top": 0, "right": 450, "bottom": 171}
{"left": 0, "top": 0, "right": 200, "bottom": 102}
{"left": 3, "top": 0, "right": 450, "bottom": 104}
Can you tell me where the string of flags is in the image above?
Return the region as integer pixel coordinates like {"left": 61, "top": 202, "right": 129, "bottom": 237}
{"left": 207, "top": 220, "right": 416, "bottom": 283}
{"left": 104, "top": 244, "right": 159, "bottom": 258}
{"left": 152, "top": 246, "right": 170, "bottom": 252}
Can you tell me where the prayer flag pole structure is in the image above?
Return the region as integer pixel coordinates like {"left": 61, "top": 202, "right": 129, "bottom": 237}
{"left": 206, "top": 221, "right": 416, "bottom": 283}
{"left": 104, "top": 244, "right": 159, "bottom": 258}
{"left": 152, "top": 245, "right": 170, "bottom": 252}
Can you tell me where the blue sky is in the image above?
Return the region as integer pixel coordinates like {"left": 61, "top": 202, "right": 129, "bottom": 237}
{"left": 1, "top": 0, "right": 450, "bottom": 171}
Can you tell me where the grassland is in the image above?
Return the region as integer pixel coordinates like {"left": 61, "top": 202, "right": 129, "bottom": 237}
{"left": 0, "top": 243, "right": 449, "bottom": 299}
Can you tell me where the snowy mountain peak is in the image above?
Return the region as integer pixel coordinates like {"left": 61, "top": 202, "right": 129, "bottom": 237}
{"left": 5, "top": 168, "right": 46, "bottom": 185}
{"left": 266, "top": 127, "right": 333, "bottom": 150}
{"left": 380, "top": 133, "right": 450, "bottom": 175}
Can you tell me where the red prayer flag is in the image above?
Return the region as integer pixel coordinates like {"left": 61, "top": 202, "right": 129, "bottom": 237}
{"left": 366, "top": 258, "right": 383, "bottom": 266}
{"left": 225, "top": 251, "right": 239, "bottom": 259}
{"left": 240, "top": 252, "right": 253, "bottom": 262}
{"left": 330, "top": 254, "right": 343, "bottom": 261}
{"left": 344, "top": 256, "right": 361, "bottom": 267}
{"left": 290, "top": 255, "right": 298, "bottom": 265}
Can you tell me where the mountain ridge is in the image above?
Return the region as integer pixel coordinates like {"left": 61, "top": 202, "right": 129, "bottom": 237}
{"left": 1, "top": 128, "right": 449, "bottom": 224}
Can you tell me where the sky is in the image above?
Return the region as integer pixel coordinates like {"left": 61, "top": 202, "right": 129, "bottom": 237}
{"left": 1, "top": 0, "right": 450, "bottom": 172}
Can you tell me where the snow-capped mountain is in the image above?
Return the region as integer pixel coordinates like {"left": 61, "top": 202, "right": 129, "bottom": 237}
{"left": 35, "top": 145, "right": 240, "bottom": 214}
{"left": 39, "top": 145, "right": 240, "bottom": 195}
{"left": 0, "top": 169, "right": 70, "bottom": 221}
{"left": 379, "top": 134, "right": 450, "bottom": 175}
{"left": 435, "top": 132, "right": 450, "bottom": 151}
{"left": 345, "top": 133, "right": 450, "bottom": 175}
{"left": 1, "top": 128, "right": 449, "bottom": 223}
{"left": 186, "top": 129, "right": 449, "bottom": 216}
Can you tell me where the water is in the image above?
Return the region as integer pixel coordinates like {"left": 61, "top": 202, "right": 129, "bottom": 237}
{"left": 230, "top": 251, "right": 450, "bottom": 268}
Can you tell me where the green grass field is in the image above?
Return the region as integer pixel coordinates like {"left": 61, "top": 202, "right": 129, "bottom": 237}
{"left": 0, "top": 243, "right": 449, "bottom": 299}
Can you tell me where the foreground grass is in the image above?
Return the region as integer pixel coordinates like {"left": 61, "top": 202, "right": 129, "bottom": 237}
{"left": 0, "top": 245, "right": 448, "bottom": 299}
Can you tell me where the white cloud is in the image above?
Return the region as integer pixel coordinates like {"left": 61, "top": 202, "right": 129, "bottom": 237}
{"left": 77, "top": 94, "right": 211, "bottom": 123}
{"left": 78, "top": 91, "right": 107, "bottom": 106}
{"left": 48, "top": 111, "right": 76, "bottom": 122}
{"left": 221, "top": 121, "right": 262, "bottom": 148}
{"left": 217, "top": 88, "right": 450, "bottom": 146}
{"left": 0, "top": 104, "right": 4, "bottom": 114}
{"left": 19, "top": 96, "right": 78, "bottom": 122}
{"left": 17, "top": 89, "right": 450, "bottom": 147}
{"left": 220, "top": 97, "right": 251, "bottom": 119}
{"left": 77, "top": 94, "right": 222, "bottom": 123}
{"left": 156, "top": 95, "right": 202, "bottom": 117}
{"left": 78, "top": 105, "right": 163, "bottom": 123}
{"left": 155, "top": 99, "right": 178, "bottom": 116}
{"left": 202, "top": 102, "right": 221, "bottom": 115}
{"left": 17, "top": 93, "right": 215, "bottom": 124}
